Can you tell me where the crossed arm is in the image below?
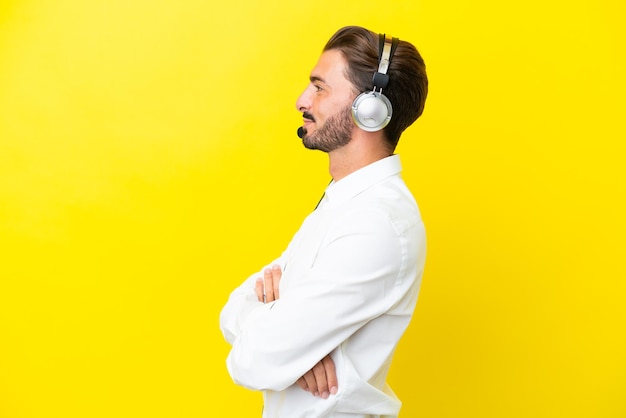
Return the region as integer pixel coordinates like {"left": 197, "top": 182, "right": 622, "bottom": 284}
{"left": 254, "top": 264, "right": 338, "bottom": 399}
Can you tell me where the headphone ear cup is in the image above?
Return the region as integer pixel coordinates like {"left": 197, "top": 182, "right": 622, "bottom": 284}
{"left": 351, "top": 91, "right": 393, "bottom": 132}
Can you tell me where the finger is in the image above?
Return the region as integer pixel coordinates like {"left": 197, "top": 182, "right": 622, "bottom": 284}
{"left": 255, "top": 278, "right": 265, "bottom": 303}
{"left": 321, "top": 355, "right": 338, "bottom": 395}
{"left": 311, "top": 360, "right": 330, "bottom": 398}
{"left": 301, "top": 369, "right": 319, "bottom": 396}
{"left": 271, "top": 264, "right": 282, "bottom": 299}
{"left": 296, "top": 376, "right": 309, "bottom": 392}
{"left": 263, "top": 268, "right": 275, "bottom": 302}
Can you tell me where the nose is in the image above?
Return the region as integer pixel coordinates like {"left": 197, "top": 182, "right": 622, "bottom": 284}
{"left": 295, "top": 84, "right": 312, "bottom": 112}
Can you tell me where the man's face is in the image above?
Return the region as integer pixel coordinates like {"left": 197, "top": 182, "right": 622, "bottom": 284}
{"left": 295, "top": 49, "right": 357, "bottom": 152}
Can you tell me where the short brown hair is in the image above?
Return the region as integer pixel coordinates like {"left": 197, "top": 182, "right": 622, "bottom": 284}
{"left": 323, "top": 26, "right": 428, "bottom": 150}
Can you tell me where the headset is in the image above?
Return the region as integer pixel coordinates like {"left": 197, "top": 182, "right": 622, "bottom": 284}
{"left": 351, "top": 33, "right": 399, "bottom": 132}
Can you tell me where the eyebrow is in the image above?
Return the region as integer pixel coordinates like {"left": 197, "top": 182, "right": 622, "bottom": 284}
{"left": 310, "top": 75, "right": 326, "bottom": 84}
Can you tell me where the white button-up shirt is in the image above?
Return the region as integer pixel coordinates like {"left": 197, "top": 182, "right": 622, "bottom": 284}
{"left": 220, "top": 155, "right": 426, "bottom": 418}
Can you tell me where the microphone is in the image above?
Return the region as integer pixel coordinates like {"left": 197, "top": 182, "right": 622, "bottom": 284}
{"left": 297, "top": 127, "right": 305, "bottom": 138}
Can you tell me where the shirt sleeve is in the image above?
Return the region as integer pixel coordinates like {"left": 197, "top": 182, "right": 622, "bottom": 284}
{"left": 219, "top": 207, "right": 418, "bottom": 391}
{"left": 219, "top": 254, "right": 285, "bottom": 345}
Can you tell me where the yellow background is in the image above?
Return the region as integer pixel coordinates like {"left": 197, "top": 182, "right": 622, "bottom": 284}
{"left": 1, "top": 0, "right": 624, "bottom": 417}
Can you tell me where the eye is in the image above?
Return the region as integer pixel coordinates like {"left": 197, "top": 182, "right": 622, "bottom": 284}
{"left": 313, "top": 84, "right": 323, "bottom": 92}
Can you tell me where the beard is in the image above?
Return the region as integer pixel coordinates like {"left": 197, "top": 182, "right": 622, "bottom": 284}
{"left": 301, "top": 105, "right": 353, "bottom": 153}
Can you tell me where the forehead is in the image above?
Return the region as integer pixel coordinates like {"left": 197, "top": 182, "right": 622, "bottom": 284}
{"left": 310, "top": 49, "right": 355, "bottom": 93}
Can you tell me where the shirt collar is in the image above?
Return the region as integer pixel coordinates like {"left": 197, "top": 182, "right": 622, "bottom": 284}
{"left": 322, "top": 154, "right": 402, "bottom": 207}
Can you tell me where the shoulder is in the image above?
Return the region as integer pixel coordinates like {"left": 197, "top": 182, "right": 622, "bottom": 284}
{"left": 326, "top": 178, "right": 424, "bottom": 246}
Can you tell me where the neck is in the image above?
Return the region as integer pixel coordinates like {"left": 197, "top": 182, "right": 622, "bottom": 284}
{"left": 327, "top": 131, "right": 392, "bottom": 181}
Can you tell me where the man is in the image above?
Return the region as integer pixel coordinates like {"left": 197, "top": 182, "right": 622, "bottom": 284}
{"left": 220, "top": 25, "right": 428, "bottom": 417}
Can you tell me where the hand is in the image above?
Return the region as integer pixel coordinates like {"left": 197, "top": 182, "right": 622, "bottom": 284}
{"left": 255, "top": 264, "right": 282, "bottom": 303}
{"left": 296, "top": 354, "right": 338, "bottom": 399}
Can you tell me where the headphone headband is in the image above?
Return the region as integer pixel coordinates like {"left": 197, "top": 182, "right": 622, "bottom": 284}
{"left": 373, "top": 34, "right": 399, "bottom": 90}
